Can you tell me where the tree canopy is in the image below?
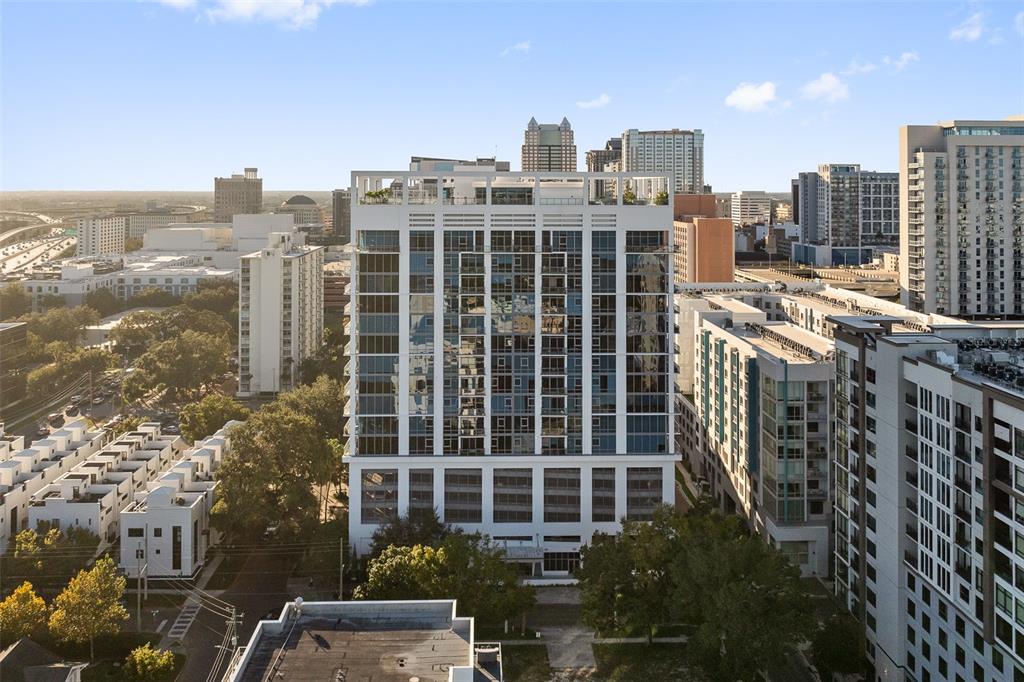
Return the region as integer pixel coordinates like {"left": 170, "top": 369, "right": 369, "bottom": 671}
{"left": 369, "top": 510, "right": 454, "bottom": 560}
{"left": 48, "top": 556, "right": 129, "bottom": 660}
{"left": 0, "top": 582, "right": 47, "bottom": 645}
{"left": 577, "top": 505, "right": 815, "bottom": 679}
{"left": 5, "top": 525, "right": 101, "bottom": 596}
{"left": 125, "top": 329, "right": 230, "bottom": 401}
{"left": 83, "top": 287, "right": 122, "bottom": 317}
{"left": 0, "top": 283, "right": 31, "bottom": 320}
{"left": 18, "top": 305, "right": 99, "bottom": 344}
{"left": 355, "top": 534, "right": 535, "bottom": 625}
{"left": 179, "top": 393, "right": 251, "bottom": 442}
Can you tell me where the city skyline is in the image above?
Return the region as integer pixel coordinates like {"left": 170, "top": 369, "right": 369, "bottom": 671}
{"left": 1, "top": 1, "right": 1021, "bottom": 192}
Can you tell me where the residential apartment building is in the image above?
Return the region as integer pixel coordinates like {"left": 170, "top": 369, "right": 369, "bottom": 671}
{"left": 621, "top": 128, "right": 704, "bottom": 195}
{"left": 689, "top": 299, "right": 832, "bottom": 575}
{"left": 674, "top": 218, "right": 734, "bottom": 284}
{"left": 730, "top": 190, "right": 771, "bottom": 227}
{"left": 793, "top": 172, "right": 821, "bottom": 243}
{"left": 332, "top": 188, "right": 352, "bottom": 244}
{"left": 347, "top": 170, "right": 677, "bottom": 575}
{"left": 213, "top": 167, "right": 262, "bottom": 222}
{"left": 238, "top": 233, "right": 324, "bottom": 396}
{"left": 120, "top": 423, "right": 236, "bottom": 579}
{"left": 0, "top": 420, "right": 108, "bottom": 551}
{"left": 28, "top": 424, "right": 183, "bottom": 545}
{"left": 521, "top": 118, "right": 577, "bottom": 172}
{"left": 900, "top": 118, "right": 1024, "bottom": 318}
{"left": 75, "top": 216, "right": 126, "bottom": 257}
{"left": 831, "top": 316, "right": 1024, "bottom": 681}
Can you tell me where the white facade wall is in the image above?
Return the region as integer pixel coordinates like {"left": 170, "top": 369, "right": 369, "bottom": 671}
{"left": 348, "top": 171, "right": 678, "bottom": 573}
{"left": 238, "top": 234, "right": 324, "bottom": 396}
{"left": 76, "top": 216, "right": 126, "bottom": 257}
{"left": 622, "top": 129, "right": 704, "bottom": 194}
{"left": 730, "top": 191, "right": 771, "bottom": 227}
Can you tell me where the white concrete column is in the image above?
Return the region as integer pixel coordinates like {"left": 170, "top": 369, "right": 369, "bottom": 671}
{"left": 434, "top": 465, "right": 446, "bottom": 521}
{"left": 481, "top": 463, "right": 494, "bottom": 526}
{"left": 397, "top": 465, "right": 410, "bottom": 517}
{"left": 615, "top": 464, "right": 629, "bottom": 522}
{"left": 532, "top": 464, "right": 545, "bottom": 529}
{"left": 398, "top": 221, "right": 410, "bottom": 454}
{"left": 580, "top": 464, "right": 593, "bottom": 528}
{"left": 582, "top": 226, "right": 593, "bottom": 454}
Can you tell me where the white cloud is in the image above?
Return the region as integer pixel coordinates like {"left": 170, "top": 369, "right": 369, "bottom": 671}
{"left": 1016, "top": 11, "right": 1024, "bottom": 36}
{"left": 724, "top": 81, "right": 777, "bottom": 112}
{"left": 153, "top": 0, "right": 367, "bottom": 29}
{"left": 842, "top": 59, "right": 877, "bottom": 76}
{"left": 500, "top": 41, "right": 531, "bottom": 57}
{"left": 576, "top": 93, "right": 611, "bottom": 109}
{"left": 883, "top": 51, "right": 919, "bottom": 70}
{"left": 950, "top": 12, "right": 985, "bottom": 42}
{"left": 801, "top": 72, "right": 849, "bottom": 103}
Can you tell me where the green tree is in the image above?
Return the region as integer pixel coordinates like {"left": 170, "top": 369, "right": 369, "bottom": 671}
{"left": 133, "top": 329, "right": 230, "bottom": 400}
{"left": 158, "top": 306, "right": 232, "bottom": 341}
{"left": 0, "top": 283, "right": 32, "bottom": 320}
{"left": 654, "top": 190, "right": 669, "bottom": 205}
{"left": 355, "top": 534, "right": 535, "bottom": 625}
{"left": 212, "top": 405, "right": 332, "bottom": 538}
{"left": 83, "top": 287, "right": 122, "bottom": 317}
{"left": 109, "top": 310, "right": 163, "bottom": 359}
{"left": 124, "top": 643, "right": 176, "bottom": 680}
{"left": 369, "top": 510, "right": 453, "bottom": 560}
{"left": 6, "top": 525, "right": 101, "bottom": 595}
{"left": 276, "top": 376, "right": 345, "bottom": 441}
{"left": 19, "top": 305, "right": 99, "bottom": 344}
{"left": 180, "top": 393, "right": 250, "bottom": 442}
{"left": 25, "top": 347, "right": 116, "bottom": 402}
{"left": 48, "top": 556, "right": 128, "bottom": 660}
{"left": 812, "top": 614, "right": 865, "bottom": 679}
{"left": 623, "top": 187, "right": 637, "bottom": 205}
{"left": 577, "top": 505, "right": 679, "bottom": 641}
{"left": 669, "top": 510, "right": 814, "bottom": 680}
{"left": 0, "top": 582, "right": 47, "bottom": 644}
{"left": 124, "top": 237, "right": 144, "bottom": 253}
{"left": 183, "top": 280, "right": 239, "bottom": 322}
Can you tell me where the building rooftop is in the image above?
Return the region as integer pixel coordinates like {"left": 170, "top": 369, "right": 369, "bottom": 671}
{"left": 737, "top": 321, "right": 835, "bottom": 362}
{"left": 283, "top": 195, "right": 317, "bottom": 206}
{"left": 228, "top": 600, "right": 501, "bottom": 682}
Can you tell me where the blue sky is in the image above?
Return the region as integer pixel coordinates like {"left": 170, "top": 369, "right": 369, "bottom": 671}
{"left": 2, "top": 1, "right": 1022, "bottom": 192}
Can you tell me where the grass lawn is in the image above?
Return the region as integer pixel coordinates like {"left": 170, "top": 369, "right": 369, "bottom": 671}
{"left": 501, "top": 645, "right": 551, "bottom": 682}
{"left": 204, "top": 552, "right": 250, "bottom": 590}
{"left": 82, "top": 652, "right": 184, "bottom": 682}
{"left": 593, "top": 643, "right": 705, "bottom": 681}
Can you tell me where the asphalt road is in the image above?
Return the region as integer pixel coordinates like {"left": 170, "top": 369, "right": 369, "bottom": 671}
{"left": 178, "top": 551, "right": 300, "bottom": 682}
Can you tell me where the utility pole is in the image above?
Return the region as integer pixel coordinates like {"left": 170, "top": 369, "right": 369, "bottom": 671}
{"left": 136, "top": 544, "right": 143, "bottom": 631}
{"left": 338, "top": 541, "right": 344, "bottom": 599}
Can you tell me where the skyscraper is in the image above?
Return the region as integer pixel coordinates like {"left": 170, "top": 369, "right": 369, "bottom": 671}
{"left": 521, "top": 117, "right": 576, "bottom": 172}
{"left": 347, "top": 170, "right": 677, "bottom": 576}
{"left": 621, "top": 128, "right": 704, "bottom": 194}
{"left": 75, "top": 215, "right": 126, "bottom": 257}
{"left": 238, "top": 232, "right": 324, "bottom": 397}
{"left": 214, "top": 167, "right": 262, "bottom": 223}
{"left": 585, "top": 138, "right": 622, "bottom": 173}
{"left": 899, "top": 118, "right": 1024, "bottom": 317}
{"left": 332, "top": 189, "right": 351, "bottom": 244}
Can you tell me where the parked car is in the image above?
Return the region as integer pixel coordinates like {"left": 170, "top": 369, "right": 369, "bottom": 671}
{"left": 92, "top": 397, "right": 105, "bottom": 405}
{"left": 47, "top": 413, "right": 63, "bottom": 427}
{"left": 64, "top": 405, "right": 80, "bottom": 417}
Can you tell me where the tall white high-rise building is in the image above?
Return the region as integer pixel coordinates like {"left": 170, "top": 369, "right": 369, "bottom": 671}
{"left": 622, "top": 128, "right": 705, "bottom": 195}
{"left": 75, "top": 215, "right": 126, "bottom": 257}
{"left": 238, "top": 233, "right": 324, "bottom": 397}
{"left": 347, "top": 170, "right": 678, "bottom": 576}
{"left": 900, "top": 118, "right": 1024, "bottom": 318}
{"left": 831, "top": 316, "right": 1024, "bottom": 681}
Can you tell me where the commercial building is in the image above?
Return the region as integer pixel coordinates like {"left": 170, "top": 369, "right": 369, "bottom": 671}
{"left": 831, "top": 316, "right": 1024, "bottom": 681}
{"left": 730, "top": 190, "right": 772, "bottom": 227}
{"left": 214, "top": 167, "right": 262, "bottom": 222}
{"left": 521, "top": 117, "right": 577, "bottom": 172}
{"left": 347, "top": 170, "right": 677, "bottom": 574}
{"left": 75, "top": 216, "right": 126, "bottom": 257}
{"left": 0, "top": 323, "right": 28, "bottom": 410}
{"left": 120, "top": 424, "right": 236, "bottom": 579}
{"left": 621, "top": 128, "right": 705, "bottom": 195}
{"left": 238, "top": 233, "right": 324, "bottom": 397}
{"left": 140, "top": 213, "right": 298, "bottom": 269}
{"left": 331, "top": 189, "right": 351, "bottom": 244}
{"left": 674, "top": 218, "right": 734, "bottom": 284}
{"left": 791, "top": 164, "right": 899, "bottom": 265}
{"left": 410, "top": 156, "right": 511, "bottom": 172}
{"left": 123, "top": 208, "right": 206, "bottom": 241}
{"left": 585, "top": 138, "right": 622, "bottom": 173}
{"left": 673, "top": 193, "right": 717, "bottom": 221}
{"left": 900, "top": 118, "right": 1024, "bottom": 318}
{"left": 19, "top": 256, "right": 235, "bottom": 310}
{"left": 224, "top": 599, "right": 502, "bottom": 682}
{"left": 276, "top": 195, "right": 322, "bottom": 229}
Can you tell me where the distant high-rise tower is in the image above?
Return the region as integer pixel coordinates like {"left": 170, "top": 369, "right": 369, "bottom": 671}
{"left": 621, "top": 128, "right": 704, "bottom": 194}
{"left": 214, "top": 167, "right": 262, "bottom": 223}
{"left": 331, "top": 189, "right": 351, "bottom": 244}
{"left": 521, "top": 117, "right": 576, "bottom": 171}
{"left": 585, "top": 138, "right": 622, "bottom": 172}
{"left": 899, "top": 118, "right": 1024, "bottom": 318}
